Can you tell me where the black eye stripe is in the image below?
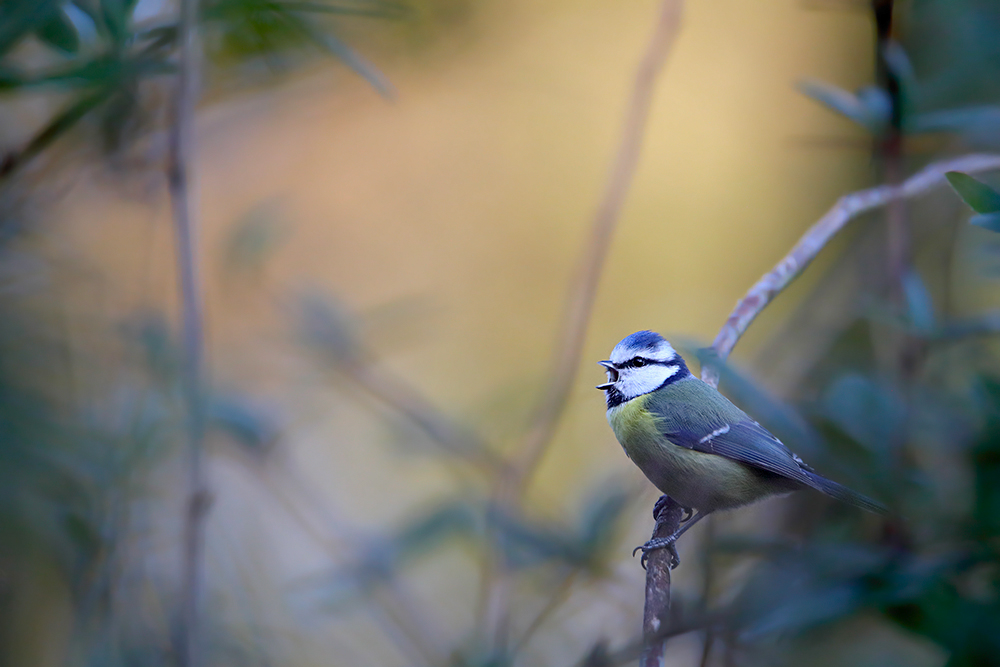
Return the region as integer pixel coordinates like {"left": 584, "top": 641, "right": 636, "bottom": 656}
{"left": 619, "top": 357, "right": 674, "bottom": 368}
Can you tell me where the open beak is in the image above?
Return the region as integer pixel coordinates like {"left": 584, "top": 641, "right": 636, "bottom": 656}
{"left": 596, "top": 360, "right": 618, "bottom": 390}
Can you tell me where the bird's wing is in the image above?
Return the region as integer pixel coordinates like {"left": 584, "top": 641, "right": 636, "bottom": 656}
{"left": 665, "top": 418, "right": 817, "bottom": 486}
{"left": 641, "top": 378, "right": 809, "bottom": 480}
{"left": 645, "top": 380, "right": 888, "bottom": 514}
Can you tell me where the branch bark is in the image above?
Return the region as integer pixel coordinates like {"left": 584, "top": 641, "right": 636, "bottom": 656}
{"left": 167, "top": 0, "right": 207, "bottom": 666}
{"left": 701, "top": 153, "right": 1000, "bottom": 387}
{"left": 640, "top": 497, "right": 684, "bottom": 667}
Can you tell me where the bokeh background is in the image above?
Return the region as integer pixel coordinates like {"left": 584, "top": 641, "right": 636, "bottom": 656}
{"left": 2, "top": 0, "right": 1000, "bottom": 665}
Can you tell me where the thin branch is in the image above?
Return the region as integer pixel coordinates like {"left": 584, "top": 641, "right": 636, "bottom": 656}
{"left": 252, "top": 455, "right": 450, "bottom": 666}
{"left": 701, "top": 153, "right": 1000, "bottom": 387}
{"left": 591, "top": 614, "right": 721, "bottom": 667}
{"left": 509, "top": 0, "right": 685, "bottom": 486}
{"left": 511, "top": 568, "right": 579, "bottom": 654}
{"left": 168, "top": 0, "right": 207, "bottom": 666}
{"left": 345, "top": 358, "right": 508, "bottom": 475}
{"left": 697, "top": 516, "right": 716, "bottom": 667}
{"left": 639, "top": 498, "right": 684, "bottom": 667}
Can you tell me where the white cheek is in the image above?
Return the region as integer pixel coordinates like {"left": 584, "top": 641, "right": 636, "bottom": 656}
{"left": 618, "top": 365, "right": 678, "bottom": 399}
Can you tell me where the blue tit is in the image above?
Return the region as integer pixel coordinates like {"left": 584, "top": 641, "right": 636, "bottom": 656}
{"left": 597, "top": 330, "right": 887, "bottom": 568}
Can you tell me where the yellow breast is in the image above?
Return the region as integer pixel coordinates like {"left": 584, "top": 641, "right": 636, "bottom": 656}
{"left": 606, "top": 396, "right": 781, "bottom": 512}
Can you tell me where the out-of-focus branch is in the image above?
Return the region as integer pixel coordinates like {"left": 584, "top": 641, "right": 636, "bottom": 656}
{"left": 345, "top": 358, "right": 507, "bottom": 475}
{"left": 512, "top": 568, "right": 579, "bottom": 653}
{"left": 639, "top": 497, "right": 683, "bottom": 667}
{"left": 702, "top": 153, "right": 1000, "bottom": 387}
{"left": 509, "top": 0, "right": 685, "bottom": 486}
{"left": 253, "top": 454, "right": 450, "bottom": 666}
{"left": 697, "top": 516, "right": 716, "bottom": 667}
{"left": 482, "top": 0, "right": 685, "bottom": 651}
{"left": 167, "top": 1, "right": 207, "bottom": 666}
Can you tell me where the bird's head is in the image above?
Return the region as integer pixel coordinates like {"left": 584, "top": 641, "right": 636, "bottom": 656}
{"left": 597, "top": 331, "right": 690, "bottom": 407}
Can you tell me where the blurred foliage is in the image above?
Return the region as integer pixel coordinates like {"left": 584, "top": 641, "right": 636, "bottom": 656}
{"left": 0, "top": 0, "right": 476, "bottom": 175}
{"left": 2, "top": 0, "right": 1000, "bottom": 666}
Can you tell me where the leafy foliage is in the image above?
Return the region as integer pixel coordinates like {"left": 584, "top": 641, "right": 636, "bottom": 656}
{"left": 0, "top": 0, "right": 397, "bottom": 177}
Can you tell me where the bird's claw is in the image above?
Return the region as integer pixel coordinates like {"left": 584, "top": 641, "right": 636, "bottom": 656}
{"left": 652, "top": 495, "right": 670, "bottom": 520}
{"left": 632, "top": 536, "right": 680, "bottom": 570}
{"left": 652, "top": 495, "right": 692, "bottom": 524}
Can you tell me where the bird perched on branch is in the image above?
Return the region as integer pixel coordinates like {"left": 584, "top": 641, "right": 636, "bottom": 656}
{"left": 597, "top": 330, "right": 887, "bottom": 568}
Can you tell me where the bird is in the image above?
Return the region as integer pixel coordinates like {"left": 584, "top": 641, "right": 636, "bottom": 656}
{"left": 597, "top": 330, "right": 887, "bottom": 568}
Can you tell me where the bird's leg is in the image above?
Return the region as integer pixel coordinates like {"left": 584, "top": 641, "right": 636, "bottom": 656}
{"left": 633, "top": 510, "right": 708, "bottom": 570}
{"left": 652, "top": 495, "right": 692, "bottom": 523}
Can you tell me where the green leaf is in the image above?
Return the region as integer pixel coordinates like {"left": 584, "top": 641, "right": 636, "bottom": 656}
{"left": 70, "top": 0, "right": 102, "bottom": 29}
{"left": 0, "top": 0, "right": 62, "bottom": 56}
{"left": 1, "top": 86, "right": 113, "bottom": 179}
{"left": 299, "top": 23, "right": 394, "bottom": 98}
{"left": 908, "top": 106, "right": 1000, "bottom": 139}
{"left": 207, "top": 394, "right": 280, "bottom": 456}
{"left": 100, "top": 0, "right": 140, "bottom": 42}
{"left": 224, "top": 201, "right": 290, "bottom": 275}
{"left": 902, "top": 270, "right": 935, "bottom": 333}
{"left": 970, "top": 213, "right": 1000, "bottom": 233}
{"left": 945, "top": 171, "right": 1000, "bottom": 214}
{"left": 282, "top": 1, "right": 408, "bottom": 19}
{"left": 36, "top": 7, "right": 80, "bottom": 53}
{"left": 797, "top": 79, "right": 890, "bottom": 135}
{"left": 821, "top": 373, "right": 905, "bottom": 457}
{"left": 0, "top": 66, "right": 30, "bottom": 91}
{"left": 297, "top": 289, "right": 361, "bottom": 362}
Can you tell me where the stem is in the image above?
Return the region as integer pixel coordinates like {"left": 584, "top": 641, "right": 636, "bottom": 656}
{"left": 512, "top": 569, "right": 579, "bottom": 654}
{"left": 167, "top": 0, "right": 207, "bottom": 665}
{"left": 640, "top": 498, "right": 683, "bottom": 667}
{"left": 697, "top": 517, "right": 716, "bottom": 667}
{"left": 701, "top": 153, "right": 1000, "bottom": 387}
{"left": 509, "top": 0, "right": 685, "bottom": 487}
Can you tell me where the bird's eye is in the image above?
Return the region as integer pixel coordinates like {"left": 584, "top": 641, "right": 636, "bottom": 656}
{"left": 632, "top": 358, "right": 646, "bottom": 367}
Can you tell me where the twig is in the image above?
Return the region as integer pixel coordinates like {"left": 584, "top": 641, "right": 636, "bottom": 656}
{"left": 701, "top": 153, "right": 1000, "bottom": 387}
{"left": 697, "top": 516, "right": 716, "bottom": 667}
{"left": 345, "top": 358, "right": 507, "bottom": 475}
{"left": 640, "top": 498, "right": 684, "bottom": 667}
{"left": 512, "top": 568, "right": 579, "bottom": 654}
{"left": 509, "top": 0, "right": 685, "bottom": 486}
{"left": 592, "top": 613, "right": 721, "bottom": 667}
{"left": 167, "top": 1, "right": 207, "bottom": 666}
{"left": 254, "top": 455, "right": 450, "bottom": 666}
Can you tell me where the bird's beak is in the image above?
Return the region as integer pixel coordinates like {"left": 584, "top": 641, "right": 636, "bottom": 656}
{"left": 596, "top": 360, "right": 618, "bottom": 390}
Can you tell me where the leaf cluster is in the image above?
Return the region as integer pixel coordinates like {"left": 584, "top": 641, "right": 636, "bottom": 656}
{"left": 0, "top": 0, "right": 399, "bottom": 177}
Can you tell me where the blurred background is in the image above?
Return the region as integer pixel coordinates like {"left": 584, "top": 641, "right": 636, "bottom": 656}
{"left": 2, "top": 0, "right": 1000, "bottom": 665}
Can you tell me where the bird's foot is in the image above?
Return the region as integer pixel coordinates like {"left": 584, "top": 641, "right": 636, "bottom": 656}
{"left": 652, "top": 495, "right": 692, "bottom": 524}
{"left": 652, "top": 495, "right": 670, "bottom": 520}
{"left": 632, "top": 535, "right": 680, "bottom": 570}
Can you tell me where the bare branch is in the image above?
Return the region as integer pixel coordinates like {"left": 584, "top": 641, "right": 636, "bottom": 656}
{"left": 702, "top": 153, "right": 1000, "bottom": 387}
{"left": 167, "top": 0, "right": 207, "bottom": 666}
{"left": 512, "top": 568, "right": 579, "bottom": 654}
{"left": 345, "top": 358, "right": 508, "bottom": 474}
{"left": 640, "top": 498, "right": 684, "bottom": 667}
{"left": 510, "top": 0, "right": 685, "bottom": 488}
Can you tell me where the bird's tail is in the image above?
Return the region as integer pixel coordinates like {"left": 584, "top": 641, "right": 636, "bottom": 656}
{"left": 802, "top": 471, "right": 888, "bottom": 515}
